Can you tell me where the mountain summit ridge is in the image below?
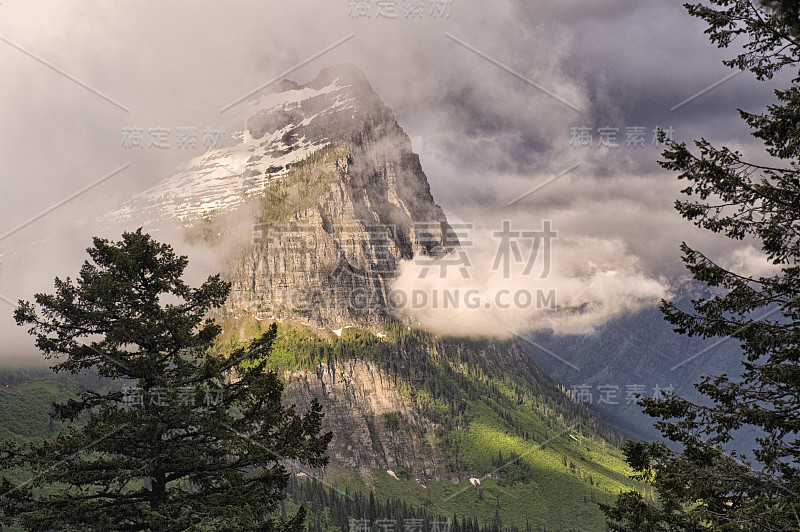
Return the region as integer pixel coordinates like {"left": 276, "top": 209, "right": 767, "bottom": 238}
{"left": 106, "top": 63, "right": 456, "bottom": 329}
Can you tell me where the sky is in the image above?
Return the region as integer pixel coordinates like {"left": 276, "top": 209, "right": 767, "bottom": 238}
{"left": 0, "top": 0, "right": 790, "bottom": 362}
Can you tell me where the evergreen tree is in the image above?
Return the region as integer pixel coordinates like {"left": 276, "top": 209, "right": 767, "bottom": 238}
{"left": 0, "top": 229, "right": 331, "bottom": 531}
{"left": 604, "top": 1, "right": 800, "bottom": 530}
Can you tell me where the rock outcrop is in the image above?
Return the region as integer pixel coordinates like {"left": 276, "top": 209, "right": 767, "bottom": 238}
{"left": 282, "top": 358, "right": 440, "bottom": 476}
{"left": 222, "top": 64, "right": 459, "bottom": 327}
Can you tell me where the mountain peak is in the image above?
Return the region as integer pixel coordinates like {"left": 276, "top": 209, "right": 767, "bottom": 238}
{"left": 105, "top": 64, "right": 456, "bottom": 328}
{"left": 311, "top": 63, "right": 373, "bottom": 92}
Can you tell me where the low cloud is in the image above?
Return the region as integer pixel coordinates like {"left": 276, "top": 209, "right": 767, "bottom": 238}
{"left": 719, "top": 244, "right": 784, "bottom": 280}
{"left": 390, "top": 224, "right": 669, "bottom": 337}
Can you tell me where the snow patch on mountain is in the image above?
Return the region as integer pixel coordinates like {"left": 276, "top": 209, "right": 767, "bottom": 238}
{"left": 104, "top": 76, "right": 361, "bottom": 226}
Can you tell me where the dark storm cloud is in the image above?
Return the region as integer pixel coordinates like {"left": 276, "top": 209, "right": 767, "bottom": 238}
{"left": 561, "top": 0, "right": 790, "bottom": 146}
{"left": 0, "top": 0, "right": 789, "bottom": 352}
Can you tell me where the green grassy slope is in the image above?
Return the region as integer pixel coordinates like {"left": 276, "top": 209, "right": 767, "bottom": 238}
{"left": 217, "top": 317, "right": 644, "bottom": 531}
{"left": 0, "top": 373, "right": 74, "bottom": 442}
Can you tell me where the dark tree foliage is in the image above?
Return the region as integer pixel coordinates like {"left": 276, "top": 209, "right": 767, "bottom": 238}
{"left": 603, "top": 1, "right": 800, "bottom": 531}
{"left": 284, "top": 475, "right": 533, "bottom": 532}
{"left": 0, "top": 229, "right": 331, "bottom": 531}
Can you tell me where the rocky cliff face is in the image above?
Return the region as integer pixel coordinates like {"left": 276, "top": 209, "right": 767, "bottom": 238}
{"left": 275, "top": 329, "right": 561, "bottom": 481}
{"left": 225, "top": 140, "right": 457, "bottom": 327}
{"left": 282, "top": 358, "right": 441, "bottom": 477}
